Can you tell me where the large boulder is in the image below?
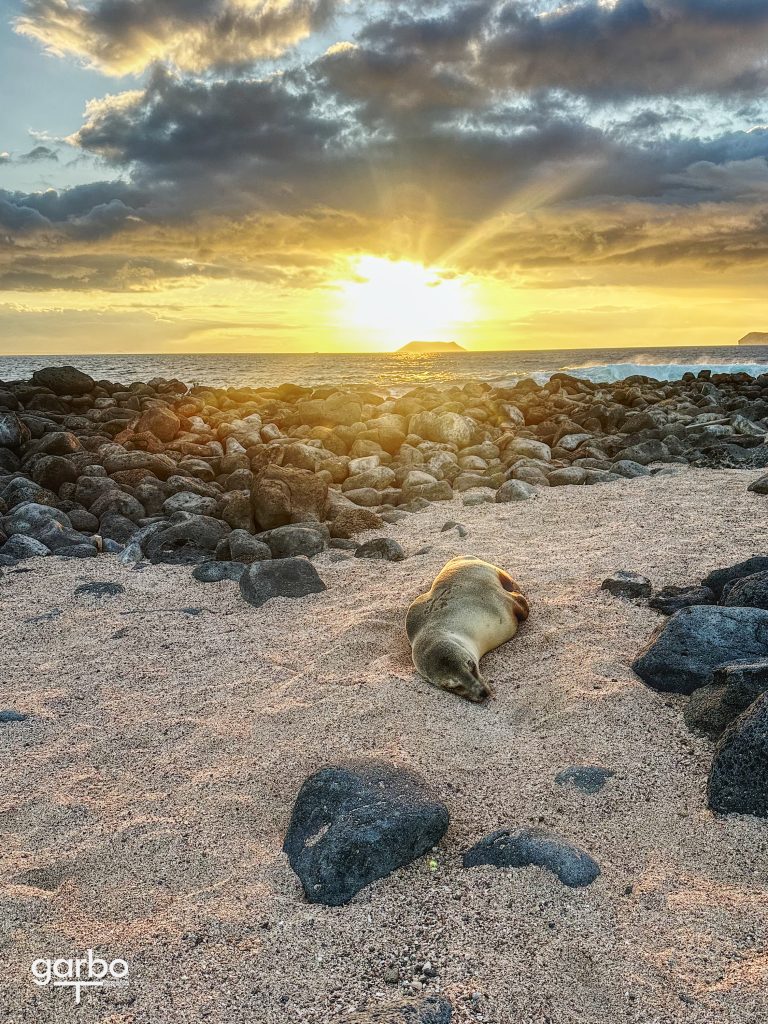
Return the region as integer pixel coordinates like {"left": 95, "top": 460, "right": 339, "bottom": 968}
{"left": 251, "top": 464, "right": 328, "bottom": 531}
{"left": 329, "top": 507, "right": 384, "bottom": 539}
{"left": 31, "top": 365, "right": 95, "bottom": 395}
{"left": 283, "top": 762, "right": 449, "bottom": 906}
{"left": 708, "top": 692, "right": 768, "bottom": 816}
{"left": 701, "top": 556, "right": 768, "bottom": 600}
{"left": 649, "top": 585, "right": 716, "bottom": 615}
{"left": 239, "top": 556, "right": 326, "bottom": 608}
{"left": 135, "top": 405, "right": 180, "bottom": 442}
{"left": 685, "top": 660, "right": 768, "bottom": 739}
{"left": 495, "top": 479, "right": 535, "bottom": 503}
{"left": 721, "top": 570, "right": 768, "bottom": 610}
{"left": 144, "top": 514, "right": 230, "bottom": 565}
{"left": 31, "top": 455, "right": 78, "bottom": 492}
{"left": 400, "top": 471, "right": 452, "bottom": 503}
{"left": 0, "top": 413, "right": 29, "bottom": 452}
{"left": 463, "top": 826, "right": 599, "bottom": 888}
{"left": 259, "top": 524, "right": 326, "bottom": 559}
{"left": 408, "top": 411, "right": 476, "bottom": 449}
{"left": 632, "top": 605, "right": 768, "bottom": 695}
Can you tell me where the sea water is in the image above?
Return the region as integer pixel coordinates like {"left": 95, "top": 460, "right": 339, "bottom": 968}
{"left": 2, "top": 346, "right": 767, "bottom": 391}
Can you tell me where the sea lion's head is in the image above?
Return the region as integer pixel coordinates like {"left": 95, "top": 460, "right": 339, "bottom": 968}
{"left": 418, "top": 638, "right": 494, "bottom": 703}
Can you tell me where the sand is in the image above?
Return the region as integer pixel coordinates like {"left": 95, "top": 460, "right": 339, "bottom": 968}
{"left": 2, "top": 467, "right": 768, "bottom": 1024}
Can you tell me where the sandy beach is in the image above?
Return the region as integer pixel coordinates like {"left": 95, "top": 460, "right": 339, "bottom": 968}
{"left": 2, "top": 467, "right": 768, "bottom": 1023}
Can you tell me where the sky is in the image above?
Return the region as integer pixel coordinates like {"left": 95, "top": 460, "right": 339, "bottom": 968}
{"left": 2, "top": 0, "right": 768, "bottom": 354}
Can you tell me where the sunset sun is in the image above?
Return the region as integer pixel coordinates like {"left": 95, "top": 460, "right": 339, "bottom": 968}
{"left": 337, "top": 256, "right": 475, "bottom": 349}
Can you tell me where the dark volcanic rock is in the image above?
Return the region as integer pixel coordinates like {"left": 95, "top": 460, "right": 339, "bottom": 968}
{"left": 632, "top": 605, "right": 768, "bottom": 694}
{"left": 260, "top": 524, "right": 326, "bottom": 559}
{"left": 0, "top": 412, "right": 29, "bottom": 451}
{"left": 721, "top": 570, "right": 768, "bottom": 610}
{"left": 1, "top": 535, "right": 49, "bottom": 559}
{"left": 463, "top": 826, "right": 600, "bottom": 888}
{"left": 354, "top": 538, "right": 406, "bottom": 562}
{"left": 0, "top": 709, "right": 29, "bottom": 723}
{"left": 747, "top": 473, "right": 768, "bottom": 495}
{"left": 649, "top": 585, "right": 716, "bottom": 615}
{"left": 31, "top": 365, "right": 95, "bottom": 395}
{"left": 601, "top": 570, "right": 651, "bottom": 600}
{"left": 708, "top": 692, "right": 768, "bottom": 816}
{"left": 346, "top": 996, "right": 453, "bottom": 1023}
{"left": 251, "top": 464, "right": 328, "bottom": 530}
{"left": 284, "top": 762, "right": 449, "bottom": 906}
{"left": 31, "top": 455, "right": 78, "bottom": 492}
{"left": 702, "top": 556, "right": 768, "bottom": 600}
{"left": 144, "top": 514, "right": 230, "bottom": 565}
{"left": 192, "top": 561, "right": 246, "bottom": 583}
{"left": 239, "top": 556, "right": 326, "bottom": 608}
{"left": 555, "top": 765, "right": 614, "bottom": 794}
{"left": 75, "top": 582, "right": 125, "bottom": 599}
{"left": 685, "top": 660, "right": 768, "bottom": 739}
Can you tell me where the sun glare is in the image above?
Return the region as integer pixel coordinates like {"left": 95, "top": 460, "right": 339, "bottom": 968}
{"left": 337, "top": 256, "right": 475, "bottom": 348}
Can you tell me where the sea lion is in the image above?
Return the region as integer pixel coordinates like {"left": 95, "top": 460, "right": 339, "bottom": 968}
{"left": 406, "top": 556, "right": 529, "bottom": 703}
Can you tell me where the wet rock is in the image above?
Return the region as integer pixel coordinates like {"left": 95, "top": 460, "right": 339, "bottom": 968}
{"left": 355, "top": 538, "right": 406, "bottom": 561}
{"left": 601, "top": 571, "right": 652, "bottom": 600}
{"left": 31, "top": 365, "right": 95, "bottom": 395}
{"left": 495, "top": 479, "right": 535, "bottom": 503}
{"left": 632, "top": 605, "right": 768, "bottom": 694}
{"left": 463, "top": 826, "right": 600, "bottom": 887}
{"left": 649, "top": 585, "right": 716, "bottom": 615}
{"left": 240, "top": 556, "right": 326, "bottom": 608}
{"left": 284, "top": 762, "right": 449, "bottom": 906}
{"left": 685, "top": 660, "right": 768, "bottom": 739}
{"left": 721, "top": 570, "right": 768, "bottom": 610}
{"left": 192, "top": 561, "right": 246, "bottom": 583}
{"left": 555, "top": 766, "right": 614, "bottom": 794}
{"left": 708, "top": 692, "right": 768, "bottom": 817}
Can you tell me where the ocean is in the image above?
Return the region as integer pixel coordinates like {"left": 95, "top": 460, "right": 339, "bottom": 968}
{"left": 2, "top": 346, "right": 768, "bottom": 392}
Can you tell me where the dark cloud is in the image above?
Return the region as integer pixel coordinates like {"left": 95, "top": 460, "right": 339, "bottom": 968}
{"left": 19, "top": 145, "right": 59, "bottom": 162}
{"left": 16, "top": 0, "right": 339, "bottom": 74}
{"left": 0, "top": 181, "right": 149, "bottom": 240}
{"left": 7, "top": 0, "right": 768, "bottom": 297}
{"left": 482, "top": 0, "right": 768, "bottom": 98}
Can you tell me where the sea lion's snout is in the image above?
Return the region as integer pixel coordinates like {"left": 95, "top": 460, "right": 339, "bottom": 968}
{"left": 420, "top": 641, "right": 493, "bottom": 703}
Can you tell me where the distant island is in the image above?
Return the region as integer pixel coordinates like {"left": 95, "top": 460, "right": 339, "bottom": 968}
{"left": 397, "top": 340, "right": 466, "bottom": 353}
{"left": 738, "top": 332, "right": 768, "bottom": 346}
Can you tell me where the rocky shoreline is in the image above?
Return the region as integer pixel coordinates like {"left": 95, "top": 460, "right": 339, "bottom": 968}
{"left": 2, "top": 363, "right": 768, "bottom": 569}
